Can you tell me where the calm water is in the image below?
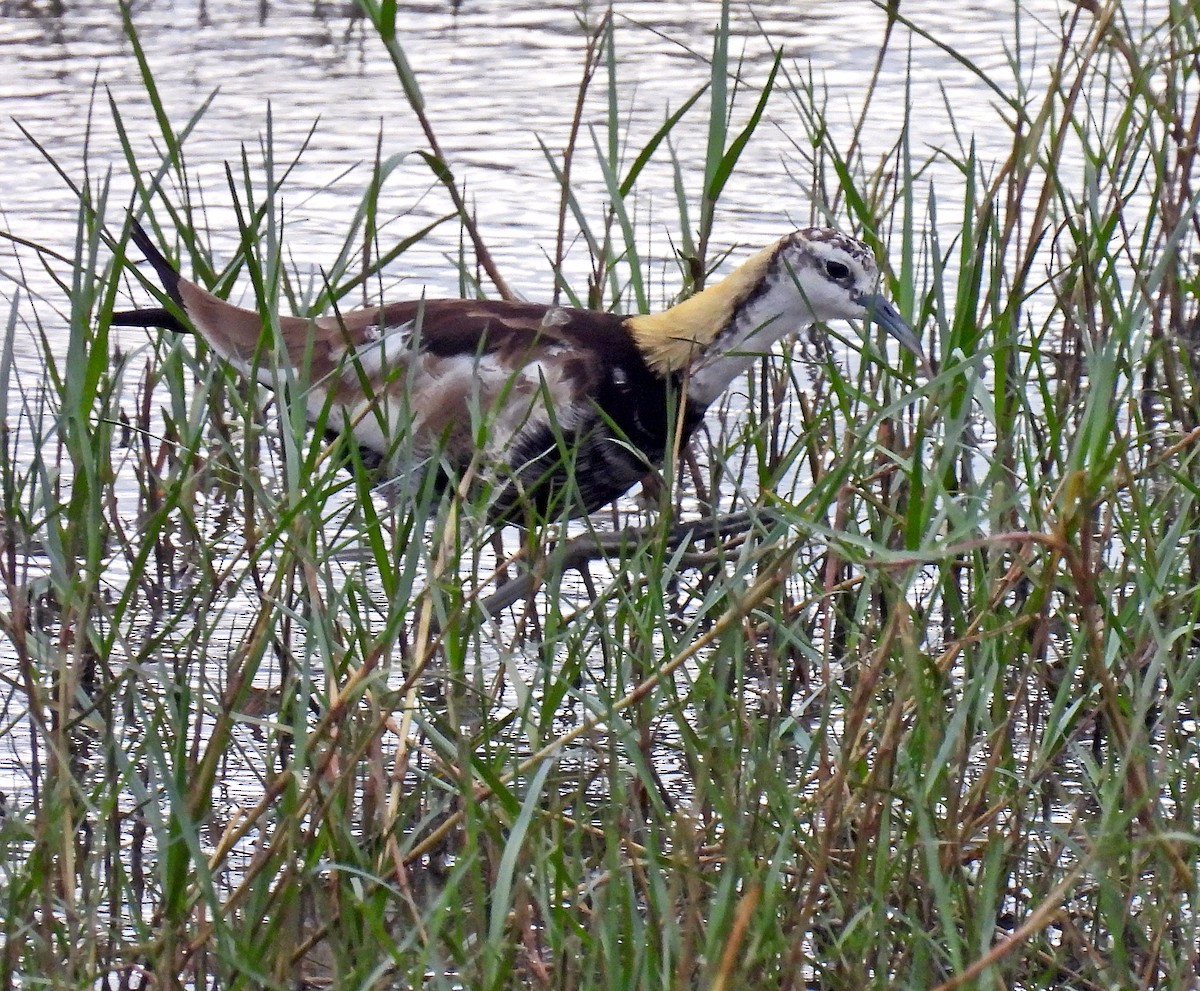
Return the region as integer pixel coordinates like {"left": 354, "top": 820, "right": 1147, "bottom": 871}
{"left": 1, "top": 0, "right": 1066, "bottom": 314}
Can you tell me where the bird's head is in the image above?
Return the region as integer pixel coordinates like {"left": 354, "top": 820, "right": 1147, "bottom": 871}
{"left": 769, "top": 228, "right": 925, "bottom": 360}
{"left": 627, "top": 227, "right": 926, "bottom": 396}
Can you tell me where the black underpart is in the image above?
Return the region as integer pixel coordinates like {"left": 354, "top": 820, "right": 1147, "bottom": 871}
{"left": 492, "top": 357, "right": 706, "bottom": 522}
{"left": 493, "top": 422, "right": 648, "bottom": 521}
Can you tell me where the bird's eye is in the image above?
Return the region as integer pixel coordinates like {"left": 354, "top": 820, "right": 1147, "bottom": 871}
{"left": 825, "top": 260, "right": 851, "bottom": 281}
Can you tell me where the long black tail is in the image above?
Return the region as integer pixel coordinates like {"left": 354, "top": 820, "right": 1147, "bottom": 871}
{"left": 113, "top": 218, "right": 188, "bottom": 333}
{"left": 110, "top": 305, "right": 186, "bottom": 332}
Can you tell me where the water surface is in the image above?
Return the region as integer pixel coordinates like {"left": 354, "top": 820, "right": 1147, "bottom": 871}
{"left": 2, "top": 0, "right": 1066, "bottom": 308}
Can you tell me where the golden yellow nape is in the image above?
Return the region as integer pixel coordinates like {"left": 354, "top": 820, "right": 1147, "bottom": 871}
{"left": 625, "top": 238, "right": 785, "bottom": 374}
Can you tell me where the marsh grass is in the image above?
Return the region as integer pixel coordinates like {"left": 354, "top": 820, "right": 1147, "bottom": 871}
{"left": 2, "top": 1, "right": 1200, "bottom": 988}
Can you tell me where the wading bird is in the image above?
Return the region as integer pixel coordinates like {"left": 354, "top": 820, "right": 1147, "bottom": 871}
{"left": 114, "top": 221, "right": 923, "bottom": 522}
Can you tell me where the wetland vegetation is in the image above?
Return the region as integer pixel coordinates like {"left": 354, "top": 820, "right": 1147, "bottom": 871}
{"left": 2, "top": 1, "right": 1200, "bottom": 988}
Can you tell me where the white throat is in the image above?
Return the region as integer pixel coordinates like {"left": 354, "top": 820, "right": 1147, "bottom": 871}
{"left": 682, "top": 288, "right": 817, "bottom": 406}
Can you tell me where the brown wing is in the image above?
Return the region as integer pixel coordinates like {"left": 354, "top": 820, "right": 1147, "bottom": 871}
{"left": 176, "top": 279, "right": 646, "bottom": 473}
{"left": 177, "top": 281, "right": 630, "bottom": 381}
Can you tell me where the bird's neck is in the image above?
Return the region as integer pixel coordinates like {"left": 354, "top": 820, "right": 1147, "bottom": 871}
{"left": 626, "top": 237, "right": 805, "bottom": 406}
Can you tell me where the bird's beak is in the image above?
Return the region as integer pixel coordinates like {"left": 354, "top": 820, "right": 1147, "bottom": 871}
{"left": 862, "top": 293, "right": 925, "bottom": 363}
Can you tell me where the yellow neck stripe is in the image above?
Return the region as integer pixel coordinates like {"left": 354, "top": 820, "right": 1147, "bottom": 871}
{"left": 626, "top": 237, "right": 786, "bottom": 373}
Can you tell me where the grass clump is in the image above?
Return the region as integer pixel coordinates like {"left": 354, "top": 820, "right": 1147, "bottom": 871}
{"left": 2, "top": 2, "right": 1200, "bottom": 989}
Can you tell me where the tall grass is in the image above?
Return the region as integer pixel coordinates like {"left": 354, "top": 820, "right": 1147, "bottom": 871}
{"left": 2, "top": 1, "right": 1199, "bottom": 988}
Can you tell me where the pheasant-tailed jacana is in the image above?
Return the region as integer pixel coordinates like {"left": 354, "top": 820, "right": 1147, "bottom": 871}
{"left": 113, "top": 222, "right": 923, "bottom": 522}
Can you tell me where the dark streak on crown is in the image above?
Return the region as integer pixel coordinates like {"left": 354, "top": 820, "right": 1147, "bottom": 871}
{"left": 794, "top": 227, "right": 874, "bottom": 268}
